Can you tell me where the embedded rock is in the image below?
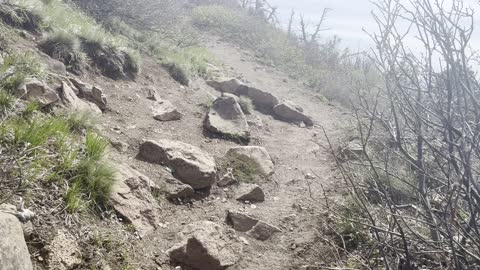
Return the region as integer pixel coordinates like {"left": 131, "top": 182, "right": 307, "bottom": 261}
{"left": 146, "top": 88, "right": 161, "bottom": 101}
{"left": 245, "top": 87, "right": 279, "bottom": 111}
{"left": 247, "top": 221, "right": 281, "bottom": 241}
{"left": 273, "top": 101, "right": 314, "bottom": 127}
{"left": 139, "top": 140, "right": 217, "bottom": 189}
{"left": 68, "top": 77, "right": 107, "bottom": 110}
{"left": 218, "top": 169, "right": 238, "bottom": 187}
{"left": 205, "top": 96, "right": 249, "bottom": 141}
{"left": 236, "top": 184, "right": 265, "bottom": 202}
{"left": 164, "top": 177, "right": 194, "bottom": 200}
{"left": 152, "top": 100, "right": 183, "bottom": 121}
{"left": 60, "top": 81, "right": 102, "bottom": 114}
{"left": 227, "top": 210, "right": 258, "bottom": 232}
{"left": 168, "top": 221, "right": 243, "bottom": 270}
{"left": 16, "top": 78, "right": 59, "bottom": 106}
{"left": 207, "top": 77, "right": 247, "bottom": 95}
{"left": 0, "top": 207, "right": 33, "bottom": 270}
{"left": 226, "top": 146, "right": 274, "bottom": 176}
{"left": 45, "top": 230, "right": 82, "bottom": 270}
{"left": 111, "top": 164, "right": 161, "bottom": 237}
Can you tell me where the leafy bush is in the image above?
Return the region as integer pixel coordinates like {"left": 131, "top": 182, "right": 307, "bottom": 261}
{"left": 39, "top": 31, "right": 84, "bottom": 74}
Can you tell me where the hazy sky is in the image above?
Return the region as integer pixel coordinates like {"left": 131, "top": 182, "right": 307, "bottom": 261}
{"left": 269, "top": 0, "right": 480, "bottom": 51}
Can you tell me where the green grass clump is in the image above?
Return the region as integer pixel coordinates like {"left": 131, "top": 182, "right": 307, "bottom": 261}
{"left": 238, "top": 96, "right": 253, "bottom": 115}
{"left": 39, "top": 31, "right": 84, "bottom": 74}
{"left": 0, "top": 3, "right": 43, "bottom": 33}
{"left": 0, "top": 90, "right": 15, "bottom": 115}
{"left": 0, "top": 52, "right": 44, "bottom": 92}
{"left": 226, "top": 156, "right": 260, "bottom": 183}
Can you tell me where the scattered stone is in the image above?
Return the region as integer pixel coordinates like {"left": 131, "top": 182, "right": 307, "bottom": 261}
{"left": 239, "top": 236, "right": 250, "bottom": 245}
{"left": 236, "top": 184, "right": 265, "bottom": 202}
{"left": 227, "top": 146, "right": 274, "bottom": 176}
{"left": 146, "top": 88, "right": 161, "bottom": 101}
{"left": 60, "top": 81, "right": 102, "bottom": 114}
{"left": 273, "top": 101, "right": 314, "bottom": 127}
{"left": 15, "top": 78, "right": 59, "bottom": 106}
{"left": 139, "top": 140, "right": 217, "bottom": 189}
{"left": 45, "top": 230, "right": 82, "bottom": 270}
{"left": 111, "top": 164, "right": 161, "bottom": 236}
{"left": 0, "top": 206, "right": 33, "bottom": 270}
{"left": 218, "top": 169, "right": 238, "bottom": 187}
{"left": 227, "top": 210, "right": 259, "bottom": 232}
{"left": 164, "top": 177, "right": 194, "bottom": 200}
{"left": 205, "top": 96, "right": 250, "bottom": 141}
{"left": 246, "top": 114, "right": 264, "bottom": 127}
{"left": 168, "top": 221, "right": 243, "bottom": 270}
{"left": 110, "top": 139, "right": 129, "bottom": 153}
{"left": 152, "top": 100, "right": 183, "bottom": 121}
{"left": 247, "top": 221, "right": 281, "bottom": 241}
{"left": 339, "top": 139, "right": 365, "bottom": 160}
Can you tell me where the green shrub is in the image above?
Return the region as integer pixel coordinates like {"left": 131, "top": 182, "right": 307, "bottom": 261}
{"left": 226, "top": 156, "right": 260, "bottom": 182}
{"left": 0, "top": 3, "right": 43, "bottom": 33}
{"left": 0, "top": 90, "right": 15, "bottom": 115}
{"left": 162, "top": 61, "right": 190, "bottom": 86}
{"left": 0, "top": 52, "right": 44, "bottom": 92}
{"left": 39, "top": 31, "right": 84, "bottom": 74}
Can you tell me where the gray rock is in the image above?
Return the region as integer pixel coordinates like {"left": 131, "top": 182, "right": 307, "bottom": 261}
{"left": 68, "top": 77, "right": 107, "bottom": 110}
{"left": 247, "top": 221, "right": 281, "bottom": 241}
{"left": 110, "top": 164, "right": 161, "bottom": 237}
{"left": 227, "top": 146, "right": 274, "bottom": 176}
{"left": 139, "top": 140, "right": 217, "bottom": 189}
{"left": 207, "top": 77, "right": 247, "bottom": 95}
{"left": 273, "top": 101, "right": 313, "bottom": 127}
{"left": 0, "top": 209, "right": 33, "bottom": 270}
{"left": 152, "top": 100, "right": 183, "bottom": 121}
{"left": 236, "top": 184, "right": 265, "bottom": 202}
{"left": 205, "top": 96, "right": 249, "bottom": 140}
{"left": 245, "top": 87, "right": 279, "bottom": 111}
{"left": 227, "top": 210, "right": 258, "bottom": 232}
{"left": 168, "top": 221, "right": 243, "bottom": 270}
{"left": 60, "top": 81, "right": 102, "bottom": 114}
{"left": 110, "top": 139, "right": 129, "bottom": 153}
{"left": 164, "top": 177, "right": 194, "bottom": 200}
{"left": 218, "top": 170, "right": 238, "bottom": 187}
{"left": 16, "top": 78, "right": 59, "bottom": 106}
{"left": 146, "top": 88, "right": 161, "bottom": 101}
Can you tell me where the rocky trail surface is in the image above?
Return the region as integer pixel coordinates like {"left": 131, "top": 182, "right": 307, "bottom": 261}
{"left": 2, "top": 33, "right": 353, "bottom": 270}
{"left": 90, "top": 39, "right": 353, "bottom": 269}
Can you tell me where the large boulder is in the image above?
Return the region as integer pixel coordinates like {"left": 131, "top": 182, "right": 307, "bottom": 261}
{"left": 0, "top": 209, "right": 33, "bottom": 270}
{"left": 110, "top": 164, "right": 161, "bottom": 237}
{"left": 152, "top": 99, "right": 183, "bottom": 121}
{"left": 16, "top": 78, "right": 59, "bottom": 106}
{"left": 139, "top": 140, "right": 217, "bottom": 189}
{"left": 206, "top": 77, "right": 247, "bottom": 95}
{"left": 59, "top": 81, "right": 101, "bottom": 114}
{"left": 168, "top": 221, "right": 243, "bottom": 270}
{"left": 273, "top": 101, "right": 314, "bottom": 127}
{"left": 205, "top": 96, "right": 250, "bottom": 141}
{"left": 226, "top": 146, "right": 274, "bottom": 176}
{"left": 245, "top": 87, "right": 279, "bottom": 111}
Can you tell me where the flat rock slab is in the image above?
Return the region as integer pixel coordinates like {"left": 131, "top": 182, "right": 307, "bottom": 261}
{"left": 111, "top": 164, "right": 161, "bottom": 237}
{"left": 168, "top": 221, "right": 243, "bottom": 270}
{"left": 60, "top": 81, "right": 102, "bottom": 114}
{"left": 236, "top": 184, "right": 265, "bottom": 202}
{"left": 0, "top": 210, "right": 33, "bottom": 270}
{"left": 227, "top": 146, "right": 274, "bottom": 176}
{"left": 206, "top": 77, "right": 247, "bottom": 95}
{"left": 152, "top": 99, "right": 183, "bottom": 121}
{"left": 227, "top": 210, "right": 259, "bottom": 232}
{"left": 139, "top": 140, "right": 217, "bottom": 189}
{"left": 45, "top": 230, "right": 82, "bottom": 270}
{"left": 244, "top": 87, "right": 279, "bottom": 111}
{"left": 273, "top": 101, "right": 314, "bottom": 127}
{"left": 248, "top": 221, "right": 282, "bottom": 241}
{"left": 205, "top": 96, "right": 250, "bottom": 140}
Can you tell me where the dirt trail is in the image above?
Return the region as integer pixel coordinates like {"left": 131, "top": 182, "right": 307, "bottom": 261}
{"left": 88, "top": 39, "right": 352, "bottom": 269}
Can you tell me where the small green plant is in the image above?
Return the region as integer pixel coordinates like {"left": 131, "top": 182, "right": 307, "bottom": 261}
{"left": 21, "top": 101, "right": 40, "bottom": 118}
{"left": 226, "top": 156, "right": 260, "bottom": 182}
{"left": 59, "top": 110, "right": 98, "bottom": 133}
{"left": 0, "top": 52, "right": 44, "bottom": 92}
{"left": 39, "top": 31, "right": 85, "bottom": 74}
{"left": 0, "top": 90, "right": 15, "bottom": 115}
{"left": 162, "top": 61, "right": 190, "bottom": 86}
